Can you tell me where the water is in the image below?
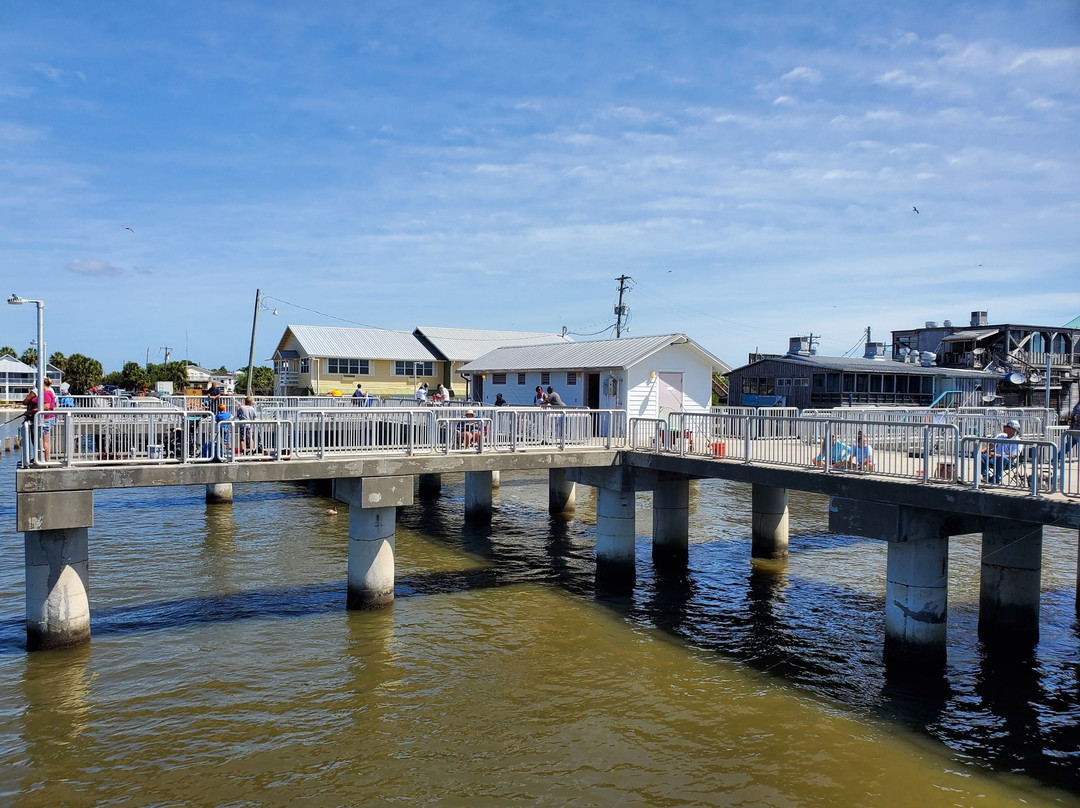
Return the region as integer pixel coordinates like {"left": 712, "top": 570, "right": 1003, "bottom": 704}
{"left": 1, "top": 446, "right": 1079, "bottom": 806}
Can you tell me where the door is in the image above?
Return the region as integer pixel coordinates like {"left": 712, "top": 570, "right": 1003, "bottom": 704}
{"left": 473, "top": 375, "right": 484, "bottom": 403}
{"left": 658, "top": 372, "right": 684, "bottom": 413}
{"left": 586, "top": 373, "right": 601, "bottom": 409}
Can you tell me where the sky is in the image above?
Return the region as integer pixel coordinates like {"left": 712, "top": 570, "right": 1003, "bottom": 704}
{"left": 1, "top": 0, "right": 1078, "bottom": 373}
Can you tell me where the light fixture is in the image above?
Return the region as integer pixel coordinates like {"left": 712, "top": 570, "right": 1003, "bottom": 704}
{"left": 649, "top": 371, "right": 657, "bottom": 380}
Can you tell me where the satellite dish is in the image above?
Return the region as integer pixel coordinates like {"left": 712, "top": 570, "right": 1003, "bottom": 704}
{"left": 1006, "top": 371, "right": 1025, "bottom": 385}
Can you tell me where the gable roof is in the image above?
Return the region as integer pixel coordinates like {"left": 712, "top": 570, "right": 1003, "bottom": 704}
{"left": 459, "top": 334, "right": 730, "bottom": 374}
{"left": 414, "top": 326, "right": 572, "bottom": 363}
{"left": 276, "top": 325, "right": 438, "bottom": 362}
{"left": 0, "top": 355, "right": 34, "bottom": 373}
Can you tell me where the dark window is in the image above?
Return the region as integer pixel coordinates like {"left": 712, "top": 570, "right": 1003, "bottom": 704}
{"left": 492, "top": 373, "right": 506, "bottom": 385}
{"left": 826, "top": 373, "right": 840, "bottom": 393}
{"left": 855, "top": 374, "right": 868, "bottom": 393}
{"left": 870, "top": 375, "right": 882, "bottom": 393}
{"left": 566, "top": 372, "right": 577, "bottom": 385}
{"left": 541, "top": 372, "right": 550, "bottom": 385}
{"left": 812, "top": 374, "right": 825, "bottom": 391}
{"left": 882, "top": 375, "right": 895, "bottom": 393}
{"left": 842, "top": 373, "right": 855, "bottom": 393}
{"left": 517, "top": 373, "right": 526, "bottom": 385}
{"left": 895, "top": 376, "right": 909, "bottom": 394}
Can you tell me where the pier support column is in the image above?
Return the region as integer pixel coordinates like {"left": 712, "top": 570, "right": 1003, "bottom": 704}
{"left": 885, "top": 535, "right": 948, "bottom": 663}
{"left": 491, "top": 470, "right": 500, "bottom": 490}
{"left": 751, "top": 484, "right": 789, "bottom": 559}
{"left": 596, "top": 486, "right": 636, "bottom": 572}
{"left": 333, "top": 477, "right": 413, "bottom": 610}
{"left": 549, "top": 468, "right": 576, "bottom": 514}
{"left": 464, "top": 471, "right": 493, "bottom": 522}
{"left": 206, "top": 483, "right": 233, "bottom": 504}
{"left": 418, "top": 473, "right": 442, "bottom": 497}
{"left": 17, "top": 490, "right": 94, "bottom": 651}
{"left": 652, "top": 476, "right": 689, "bottom": 565}
{"left": 979, "top": 519, "right": 1042, "bottom": 643}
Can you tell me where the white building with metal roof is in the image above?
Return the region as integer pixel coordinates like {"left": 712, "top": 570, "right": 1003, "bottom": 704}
{"left": 458, "top": 333, "right": 731, "bottom": 416}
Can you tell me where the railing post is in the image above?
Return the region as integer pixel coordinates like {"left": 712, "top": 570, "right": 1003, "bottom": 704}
{"left": 743, "top": 415, "right": 751, "bottom": 462}
{"left": 63, "top": 412, "right": 73, "bottom": 467}
{"left": 318, "top": 412, "right": 325, "bottom": 460}
{"left": 922, "top": 429, "right": 930, "bottom": 483}
{"left": 511, "top": 411, "right": 519, "bottom": 452}
{"left": 407, "top": 411, "right": 414, "bottom": 456}
{"left": 558, "top": 413, "right": 566, "bottom": 451}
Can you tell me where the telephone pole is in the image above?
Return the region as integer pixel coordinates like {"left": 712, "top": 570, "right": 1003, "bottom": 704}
{"left": 614, "top": 274, "right": 632, "bottom": 338}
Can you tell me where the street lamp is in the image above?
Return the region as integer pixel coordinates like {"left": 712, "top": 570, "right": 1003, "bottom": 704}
{"left": 8, "top": 295, "right": 45, "bottom": 413}
{"left": 245, "top": 288, "right": 278, "bottom": 396}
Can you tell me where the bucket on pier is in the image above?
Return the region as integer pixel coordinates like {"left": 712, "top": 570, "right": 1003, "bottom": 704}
{"left": 712, "top": 442, "right": 726, "bottom": 457}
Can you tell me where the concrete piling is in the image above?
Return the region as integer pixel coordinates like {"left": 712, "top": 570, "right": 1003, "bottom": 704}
{"left": 25, "top": 528, "right": 91, "bottom": 651}
{"left": 464, "top": 471, "right": 493, "bottom": 522}
{"left": 548, "top": 468, "right": 576, "bottom": 514}
{"left": 334, "top": 476, "right": 413, "bottom": 610}
{"left": 206, "top": 483, "right": 233, "bottom": 504}
{"left": 979, "top": 519, "right": 1043, "bottom": 642}
{"left": 884, "top": 535, "right": 949, "bottom": 663}
{"left": 751, "top": 484, "right": 789, "bottom": 559}
{"left": 595, "top": 486, "right": 636, "bottom": 572}
{"left": 652, "top": 477, "right": 689, "bottom": 564}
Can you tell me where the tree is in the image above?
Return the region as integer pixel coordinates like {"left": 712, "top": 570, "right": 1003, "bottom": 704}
{"left": 147, "top": 361, "right": 189, "bottom": 389}
{"left": 20, "top": 347, "right": 37, "bottom": 367}
{"left": 49, "top": 352, "right": 68, "bottom": 372}
{"left": 236, "top": 366, "right": 274, "bottom": 396}
{"left": 102, "top": 370, "right": 124, "bottom": 387}
{"left": 120, "top": 361, "right": 150, "bottom": 392}
{"left": 0, "top": 346, "right": 15, "bottom": 358}
{"left": 64, "top": 354, "right": 103, "bottom": 394}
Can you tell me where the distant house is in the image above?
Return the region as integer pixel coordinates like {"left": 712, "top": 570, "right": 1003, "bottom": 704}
{"left": 0, "top": 356, "right": 63, "bottom": 403}
{"left": 186, "top": 366, "right": 237, "bottom": 395}
{"left": 892, "top": 310, "right": 1080, "bottom": 414}
{"left": 727, "top": 337, "right": 1000, "bottom": 409}
{"left": 413, "top": 326, "right": 572, "bottom": 398}
{"left": 458, "top": 333, "right": 730, "bottom": 416}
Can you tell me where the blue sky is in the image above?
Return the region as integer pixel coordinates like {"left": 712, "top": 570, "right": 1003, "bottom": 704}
{"left": 1, "top": 0, "right": 1077, "bottom": 372}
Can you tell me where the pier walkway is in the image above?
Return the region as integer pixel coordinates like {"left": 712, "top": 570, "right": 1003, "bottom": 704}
{"left": 12, "top": 404, "right": 1080, "bottom": 663}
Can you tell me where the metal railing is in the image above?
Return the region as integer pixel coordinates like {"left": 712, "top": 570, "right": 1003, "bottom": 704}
{"left": 21, "top": 406, "right": 626, "bottom": 467}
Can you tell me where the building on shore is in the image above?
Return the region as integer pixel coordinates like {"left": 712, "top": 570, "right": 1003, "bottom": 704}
{"left": 726, "top": 337, "right": 1000, "bottom": 409}
{"left": 271, "top": 325, "right": 570, "bottom": 398}
{"left": 0, "top": 356, "right": 63, "bottom": 403}
{"left": 891, "top": 311, "right": 1080, "bottom": 414}
{"left": 458, "top": 333, "right": 730, "bottom": 416}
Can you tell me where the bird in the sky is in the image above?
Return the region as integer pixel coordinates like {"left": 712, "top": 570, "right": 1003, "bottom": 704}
{"left": 124, "top": 226, "right": 134, "bottom": 232}
{"left": 912, "top": 206, "right": 919, "bottom": 214}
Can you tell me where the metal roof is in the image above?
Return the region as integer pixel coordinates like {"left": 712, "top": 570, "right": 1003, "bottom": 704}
{"left": 731, "top": 353, "right": 1000, "bottom": 378}
{"left": 414, "top": 326, "right": 572, "bottom": 362}
{"left": 281, "top": 325, "right": 438, "bottom": 361}
{"left": 0, "top": 355, "right": 34, "bottom": 372}
{"left": 940, "top": 328, "right": 1001, "bottom": 342}
{"left": 459, "top": 333, "right": 731, "bottom": 374}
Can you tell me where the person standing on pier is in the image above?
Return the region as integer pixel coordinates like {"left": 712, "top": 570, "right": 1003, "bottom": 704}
{"left": 544, "top": 386, "right": 565, "bottom": 407}
{"left": 21, "top": 377, "right": 57, "bottom": 463}
{"left": 533, "top": 386, "right": 547, "bottom": 406}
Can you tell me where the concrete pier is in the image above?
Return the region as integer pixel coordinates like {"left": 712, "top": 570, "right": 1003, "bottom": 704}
{"left": 885, "top": 536, "right": 949, "bottom": 662}
{"left": 751, "top": 484, "right": 789, "bottom": 559}
{"left": 25, "top": 528, "right": 91, "bottom": 651}
{"left": 548, "top": 468, "right": 576, "bottom": 514}
{"left": 652, "top": 477, "right": 689, "bottom": 564}
{"left": 595, "top": 486, "right": 636, "bottom": 571}
{"left": 206, "top": 483, "right": 233, "bottom": 504}
{"left": 464, "top": 471, "right": 493, "bottom": 522}
{"left": 491, "top": 470, "right": 500, "bottom": 489}
{"left": 979, "top": 519, "right": 1043, "bottom": 642}
{"left": 334, "top": 476, "right": 413, "bottom": 610}
{"left": 418, "top": 473, "right": 442, "bottom": 497}
{"left": 17, "top": 490, "right": 94, "bottom": 651}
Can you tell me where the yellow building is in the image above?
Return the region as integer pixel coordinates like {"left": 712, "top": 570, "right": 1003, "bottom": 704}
{"left": 272, "top": 324, "right": 573, "bottom": 399}
{"left": 273, "top": 325, "right": 441, "bottom": 397}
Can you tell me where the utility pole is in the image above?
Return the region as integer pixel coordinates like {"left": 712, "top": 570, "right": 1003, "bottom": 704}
{"left": 614, "top": 274, "right": 632, "bottom": 338}
{"left": 246, "top": 288, "right": 261, "bottom": 397}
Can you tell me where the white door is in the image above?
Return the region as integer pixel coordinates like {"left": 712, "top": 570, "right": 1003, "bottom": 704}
{"left": 658, "top": 372, "right": 684, "bottom": 413}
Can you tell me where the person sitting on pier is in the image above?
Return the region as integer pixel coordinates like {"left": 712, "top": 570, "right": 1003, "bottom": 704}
{"left": 458, "top": 409, "right": 483, "bottom": 448}
{"left": 432, "top": 384, "right": 449, "bottom": 406}
{"left": 352, "top": 383, "right": 366, "bottom": 406}
{"left": 415, "top": 383, "right": 429, "bottom": 405}
{"left": 979, "top": 419, "right": 1021, "bottom": 484}
{"left": 848, "top": 431, "right": 874, "bottom": 472}
{"left": 812, "top": 434, "right": 851, "bottom": 469}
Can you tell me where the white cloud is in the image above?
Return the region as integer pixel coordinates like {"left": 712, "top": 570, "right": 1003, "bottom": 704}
{"left": 782, "top": 66, "right": 822, "bottom": 84}
{"left": 773, "top": 95, "right": 795, "bottom": 106}
{"left": 67, "top": 260, "right": 124, "bottom": 277}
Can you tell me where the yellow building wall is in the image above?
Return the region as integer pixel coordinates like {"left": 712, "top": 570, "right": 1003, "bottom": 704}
{"left": 300, "top": 359, "right": 444, "bottom": 397}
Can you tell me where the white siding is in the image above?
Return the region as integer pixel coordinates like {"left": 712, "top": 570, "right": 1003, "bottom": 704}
{"left": 626, "top": 345, "right": 714, "bottom": 418}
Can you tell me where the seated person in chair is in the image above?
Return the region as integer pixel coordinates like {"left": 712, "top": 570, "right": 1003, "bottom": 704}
{"left": 812, "top": 434, "right": 851, "bottom": 469}
{"left": 979, "top": 419, "right": 1021, "bottom": 483}
{"left": 848, "top": 431, "right": 874, "bottom": 472}
{"left": 458, "top": 410, "right": 484, "bottom": 448}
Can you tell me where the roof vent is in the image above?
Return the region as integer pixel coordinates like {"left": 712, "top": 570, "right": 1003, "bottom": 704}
{"left": 943, "top": 320, "right": 953, "bottom": 327}
{"left": 864, "top": 342, "right": 885, "bottom": 360}
{"left": 925, "top": 321, "right": 937, "bottom": 329}
{"left": 971, "top": 311, "right": 988, "bottom": 327}
{"left": 788, "top": 336, "right": 810, "bottom": 357}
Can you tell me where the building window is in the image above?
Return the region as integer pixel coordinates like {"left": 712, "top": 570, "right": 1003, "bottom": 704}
{"left": 394, "top": 361, "right": 434, "bottom": 377}
{"left": 517, "top": 373, "right": 526, "bottom": 385}
{"left": 541, "top": 372, "right": 550, "bottom": 386}
{"left": 796, "top": 378, "right": 809, "bottom": 387}
{"left": 327, "top": 358, "right": 368, "bottom": 375}
{"left": 870, "top": 375, "right": 882, "bottom": 393}
{"left": 300, "top": 358, "right": 310, "bottom": 374}
{"left": 566, "top": 372, "right": 577, "bottom": 385}
{"left": 492, "top": 373, "right": 507, "bottom": 385}
{"left": 812, "top": 374, "right": 825, "bottom": 392}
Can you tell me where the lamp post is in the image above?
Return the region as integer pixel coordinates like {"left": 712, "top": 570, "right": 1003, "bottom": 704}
{"left": 244, "top": 289, "right": 278, "bottom": 397}
{"left": 8, "top": 295, "right": 44, "bottom": 412}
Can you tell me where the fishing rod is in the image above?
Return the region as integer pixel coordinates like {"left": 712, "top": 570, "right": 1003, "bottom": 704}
{"left": 1, "top": 411, "right": 28, "bottom": 428}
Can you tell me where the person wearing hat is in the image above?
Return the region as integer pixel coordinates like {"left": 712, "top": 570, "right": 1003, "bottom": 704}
{"left": 458, "top": 408, "right": 483, "bottom": 448}
{"left": 980, "top": 419, "right": 1021, "bottom": 484}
